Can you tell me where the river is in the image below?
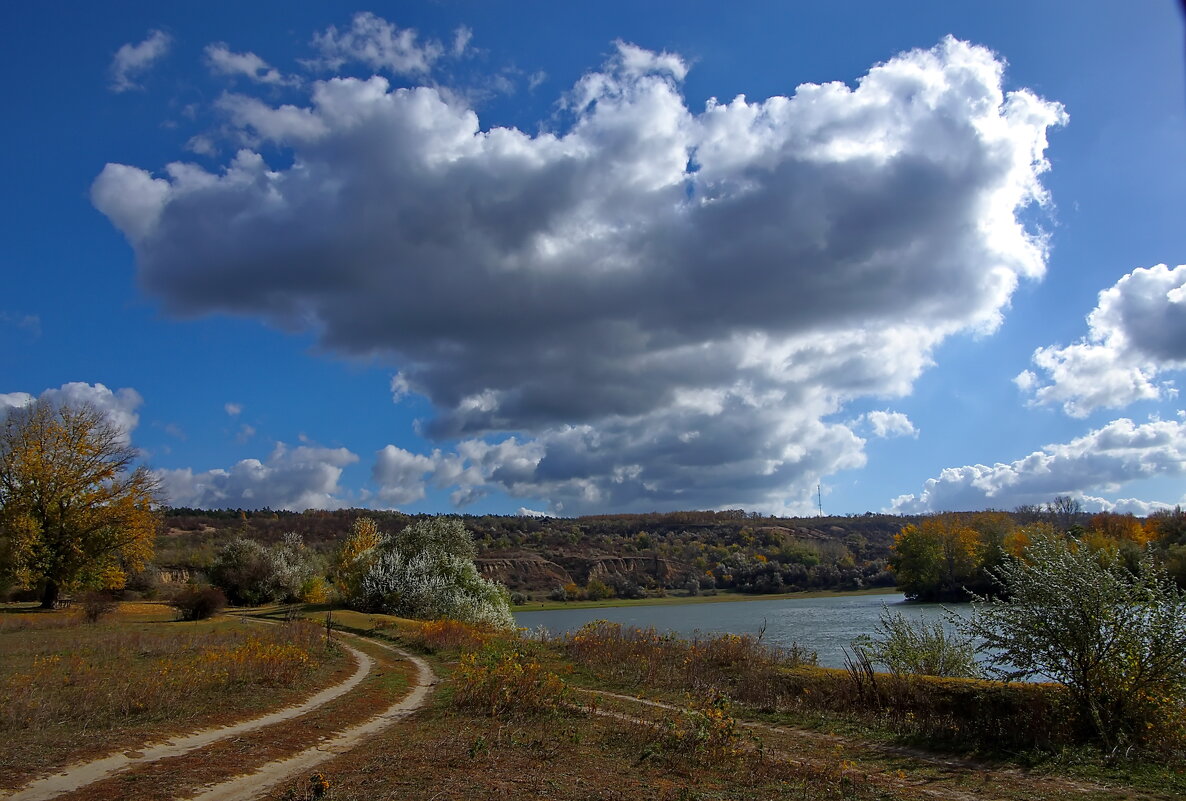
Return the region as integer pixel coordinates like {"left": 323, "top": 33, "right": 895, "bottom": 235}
{"left": 514, "top": 592, "right": 973, "bottom": 669}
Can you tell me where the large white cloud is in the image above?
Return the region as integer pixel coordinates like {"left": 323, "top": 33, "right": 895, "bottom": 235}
{"left": 891, "top": 416, "right": 1186, "bottom": 513}
{"left": 96, "top": 33, "right": 1065, "bottom": 514}
{"left": 157, "top": 442, "right": 358, "bottom": 511}
{"left": 0, "top": 382, "right": 143, "bottom": 444}
{"left": 1017, "top": 264, "right": 1186, "bottom": 417}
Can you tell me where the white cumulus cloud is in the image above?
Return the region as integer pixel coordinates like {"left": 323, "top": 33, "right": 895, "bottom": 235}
{"left": 1018, "top": 264, "right": 1186, "bottom": 417}
{"left": 157, "top": 442, "right": 358, "bottom": 510}
{"left": 110, "top": 29, "right": 171, "bottom": 93}
{"left": 891, "top": 416, "right": 1186, "bottom": 513}
{"left": 861, "top": 410, "right": 917, "bottom": 438}
{"left": 371, "top": 445, "right": 437, "bottom": 505}
{"left": 95, "top": 36, "right": 1065, "bottom": 514}
{"left": 0, "top": 382, "right": 143, "bottom": 444}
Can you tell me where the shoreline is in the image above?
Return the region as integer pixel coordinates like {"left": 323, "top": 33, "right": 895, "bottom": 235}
{"left": 511, "top": 585, "right": 899, "bottom": 612}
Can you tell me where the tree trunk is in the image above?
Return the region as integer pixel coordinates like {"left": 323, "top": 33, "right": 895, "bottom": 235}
{"left": 40, "top": 579, "right": 59, "bottom": 609}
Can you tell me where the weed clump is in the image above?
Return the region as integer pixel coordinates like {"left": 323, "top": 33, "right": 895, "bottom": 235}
{"left": 452, "top": 643, "right": 574, "bottom": 719}
{"left": 78, "top": 591, "right": 118, "bottom": 624}
{"left": 411, "top": 618, "right": 493, "bottom": 653}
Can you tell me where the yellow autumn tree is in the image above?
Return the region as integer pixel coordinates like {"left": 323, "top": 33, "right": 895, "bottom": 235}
{"left": 332, "top": 516, "right": 383, "bottom": 599}
{"left": 0, "top": 401, "right": 160, "bottom": 608}
{"left": 890, "top": 514, "right": 984, "bottom": 601}
{"left": 1088, "top": 512, "right": 1155, "bottom": 547}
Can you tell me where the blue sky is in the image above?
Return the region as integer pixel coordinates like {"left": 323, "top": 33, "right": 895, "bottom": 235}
{"left": 2, "top": 1, "right": 1185, "bottom": 516}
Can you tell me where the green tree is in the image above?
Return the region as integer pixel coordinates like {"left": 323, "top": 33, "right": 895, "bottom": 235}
{"left": 890, "top": 515, "right": 982, "bottom": 601}
{"left": 0, "top": 401, "right": 160, "bottom": 608}
{"left": 960, "top": 534, "right": 1186, "bottom": 746}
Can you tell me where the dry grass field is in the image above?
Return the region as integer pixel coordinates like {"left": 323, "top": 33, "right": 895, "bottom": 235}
{"left": 0, "top": 602, "right": 350, "bottom": 790}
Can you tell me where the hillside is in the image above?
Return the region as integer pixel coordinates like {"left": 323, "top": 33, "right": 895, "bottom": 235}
{"left": 156, "top": 508, "right": 914, "bottom": 598}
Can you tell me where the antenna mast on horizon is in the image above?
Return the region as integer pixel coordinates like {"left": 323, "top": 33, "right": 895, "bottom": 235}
{"left": 817, "top": 483, "right": 823, "bottom": 517}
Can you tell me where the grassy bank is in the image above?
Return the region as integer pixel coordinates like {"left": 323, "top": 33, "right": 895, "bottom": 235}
{"left": 271, "top": 611, "right": 1181, "bottom": 801}
{"left": 512, "top": 585, "right": 899, "bottom": 611}
{"left": 6, "top": 602, "right": 1178, "bottom": 800}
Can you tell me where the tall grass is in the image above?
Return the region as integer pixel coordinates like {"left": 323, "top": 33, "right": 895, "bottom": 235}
{"left": 560, "top": 620, "right": 815, "bottom": 709}
{"left": 452, "top": 642, "right": 575, "bottom": 719}
{"left": 556, "top": 621, "right": 1089, "bottom": 752}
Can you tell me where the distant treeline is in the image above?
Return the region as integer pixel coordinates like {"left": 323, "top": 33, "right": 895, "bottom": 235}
{"left": 891, "top": 500, "right": 1186, "bottom": 601}
{"left": 156, "top": 502, "right": 1186, "bottom": 600}
{"left": 157, "top": 508, "right": 911, "bottom": 596}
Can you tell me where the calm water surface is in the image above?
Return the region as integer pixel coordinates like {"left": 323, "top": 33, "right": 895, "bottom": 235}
{"left": 515, "top": 593, "right": 973, "bottom": 669}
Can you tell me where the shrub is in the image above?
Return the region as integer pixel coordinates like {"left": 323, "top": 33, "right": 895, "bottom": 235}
{"left": 770, "top": 664, "right": 1074, "bottom": 750}
{"left": 209, "top": 533, "right": 321, "bottom": 605}
{"left": 852, "top": 606, "right": 979, "bottom": 678}
{"left": 209, "top": 539, "right": 276, "bottom": 605}
{"left": 410, "top": 618, "right": 493, "bottom": 653}
{"left": 123, "top": 566, "right": 160, "bottom": 599}
{"left": 961, "top": 534, "right": 1186, "bottom": 748}
{"left": 342, "top": 517, "right": 514, "bottom": 628}
{"left": 171, "top": 585, "right": 226, "bottom": 621}
{"left": 269, "top": 532, "right": 321, "bottom": 602}
{"left": 78, "top": 590, "right": 118, "bottom": 624}
{"left": 649, "top": 689, "right": 746, "bottom": 765}
{"left": 452, "top": 643, "right": 573, "bottom": 718}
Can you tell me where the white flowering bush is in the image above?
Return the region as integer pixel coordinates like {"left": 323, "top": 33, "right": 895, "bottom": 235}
{"left": 342, "top": 517, "right": 513, "bottom": 629}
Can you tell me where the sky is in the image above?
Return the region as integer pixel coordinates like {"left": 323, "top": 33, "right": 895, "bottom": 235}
{"left": 2, "top": 1, "right": 1185, "bottom": 517}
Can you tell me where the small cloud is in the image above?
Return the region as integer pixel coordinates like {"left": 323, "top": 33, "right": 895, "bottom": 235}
{"left": 390, "top": 372, "right": 412, "bottom": 402}
{"left": 518, "top": 507, "right": 548, "bottom": 517}
{"left": 110, "top": 29, "right": 171, "bottom": 93}
{"left": 860, "top": 410, "right": 917, "bottom": 439}
{"left": 186, "top": 135, "right": 217, "bottom": 157}
{"left": 224, "top": 402, "right": 242, "bottom": 416}
{"left": 204, "top": 43, "right": 298, "bottom": 86}
{"left": 0, "top": 312, "right": 41, "bottom": 339}
{"left": 236, "top": 423, "right": 257, "bottom": 443}
{"left": 527, "top": 70, "right": 547, "bottom": 91}
{"left": 309, "top": 12, "right": 444, "bottom": 76}
{"left": 163, "top": 422, "right": 186, "bottom": 440}
{"left": 452, "top": 26, "right": 472, "bottom": 57}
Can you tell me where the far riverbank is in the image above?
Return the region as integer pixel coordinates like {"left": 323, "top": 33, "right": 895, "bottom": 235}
{"left": 511, "top": 585, "right": 899, "bottom": 612}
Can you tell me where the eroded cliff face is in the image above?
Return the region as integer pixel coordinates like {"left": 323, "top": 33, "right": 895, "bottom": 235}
{"left": 476, "top": 553, "right": 573, "bottom": 591}
{"left": 478, "top": 552, "right": 687, "bottom": 591}
{"left": 155, "top": 566, "right": 203, "bottom": 585}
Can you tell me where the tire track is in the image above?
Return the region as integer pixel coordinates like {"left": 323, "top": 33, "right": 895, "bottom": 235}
{"left": 179, "top": 636, "right": 435, "bottom": 801}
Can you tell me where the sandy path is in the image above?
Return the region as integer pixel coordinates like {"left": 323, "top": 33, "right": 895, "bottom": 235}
{"left": 180, "top": 637, "right": 435, "bottom": 801}
{"left": 1, "top": 640, "right": 373, "bottom": 801}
